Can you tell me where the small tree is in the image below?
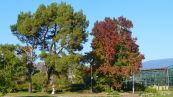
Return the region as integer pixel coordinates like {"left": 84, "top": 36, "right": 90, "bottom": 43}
{"left": 0, "top": 44, "right": 26, "bottom": 94}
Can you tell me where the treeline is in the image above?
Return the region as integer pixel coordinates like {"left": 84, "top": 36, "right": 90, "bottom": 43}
{"left": 0, "top": 2, "right": 144, "bottom": 94}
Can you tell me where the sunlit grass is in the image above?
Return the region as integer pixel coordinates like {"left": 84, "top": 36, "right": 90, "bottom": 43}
{"left": 4, "top": 91, "right": 116, "bottom": 97}
{"left": 6, "top": 92, "right": 52, "bottom": 96}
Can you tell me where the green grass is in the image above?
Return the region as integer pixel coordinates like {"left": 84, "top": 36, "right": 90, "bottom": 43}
{"left": 139, "top": 92, "right": 173, "bottom": 97}
{"left": 6, "top": 92, "right": 53, "bottom": 96}
{"left": 153, "top": 95, "right": 173, "bottom": 97}
{"left": 4, "top": 91, "right": 110, "bottom": 97}
{"left": 7, "top": 91, "right": 173, "bottom": 97}
{"left": 5, "top": 89, "right": 91, "bottom": 96}
{"left": 5, "top": 91, "right": 91, "bottom": 96}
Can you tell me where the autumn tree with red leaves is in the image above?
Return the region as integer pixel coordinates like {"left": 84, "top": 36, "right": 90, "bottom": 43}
{"left": 91, "top": 16, "right": 144, "bottom": 90}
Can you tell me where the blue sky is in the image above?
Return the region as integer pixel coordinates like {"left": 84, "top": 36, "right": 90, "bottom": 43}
{"left": 0, "top": 0, "right": 173, "bottom": 62}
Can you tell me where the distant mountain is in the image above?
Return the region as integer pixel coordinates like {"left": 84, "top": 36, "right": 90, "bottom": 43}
{"left": 142, "top": 58, "right": 173, "bottom": 69}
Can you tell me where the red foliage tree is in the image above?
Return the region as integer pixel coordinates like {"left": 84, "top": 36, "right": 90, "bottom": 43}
{"left": 91, "top": 16, "right": 144, "bottom": 90}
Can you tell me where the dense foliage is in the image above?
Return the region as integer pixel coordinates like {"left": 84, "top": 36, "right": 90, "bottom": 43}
{"left": 0, "top": 2, "right": 144, "bottom": 95}
{"left": 11, "top": 2, "right": 88, "bottom": 92}
{"left": 0, "top": 44, "right": 26, "bottom": 94}
{"left": 91, "top": 17, "right": 144, "bottom": 90}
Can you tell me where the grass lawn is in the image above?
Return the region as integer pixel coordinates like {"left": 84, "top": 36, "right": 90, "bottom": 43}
{"left": 5, "top": 92, "right": 52, "bottom": 96}
{"left": 153, "top": 95, "right": 173, "bottom": 97}
{"left": 139, "top": 91, "right": 173, "bottom": 97}
{"left": 5, "top": 92, "right": 111, "bottom": 97}
{"left": 4, "top": 91, "right": 173, "bottom": 97}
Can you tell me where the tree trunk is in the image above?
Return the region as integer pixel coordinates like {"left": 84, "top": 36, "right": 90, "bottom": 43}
{"left": 28, "top": 73, "right": 32, "bottom": 93}
{"left": 43, "top": 23, "right": 57, "bottom": 92}
{"left": 44, "top": 66, "right": 53, "bottom": 92}
{"left": 28, "top": 62, "right": 33, "bottom": 93}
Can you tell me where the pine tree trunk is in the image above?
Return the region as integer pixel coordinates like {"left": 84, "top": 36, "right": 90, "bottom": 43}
{"left": 44, "top": 67, "right": 53, "bottom": 92}
{"left": 28, "top": 73, "right": 32, "bottom": 92}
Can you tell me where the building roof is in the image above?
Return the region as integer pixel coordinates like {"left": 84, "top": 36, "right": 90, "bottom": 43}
{"left": 141, "top": 58, "right": 173, "bottom": 70}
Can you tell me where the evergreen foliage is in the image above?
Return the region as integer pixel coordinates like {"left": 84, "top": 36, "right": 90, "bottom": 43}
{"left": 0, "top": 44, "right": 26, "bottom": 94}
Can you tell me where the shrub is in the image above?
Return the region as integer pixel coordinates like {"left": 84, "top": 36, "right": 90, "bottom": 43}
{"left": 145, "top": 87, "right": 157, "bottom": 93}
{"left": 32, "top": 72, "right": 47, "bottom": 92}
{"left": 70, "top": 84, "right": 85, "bottom": 91}
{"left": 122, "top": 81, "right": 146, "bottom": 91}
{"left": 107, "top": 91, "right": 120, "bottom": 97}
{"left": 93, "top": 85, "right": 105, "bottom": 93}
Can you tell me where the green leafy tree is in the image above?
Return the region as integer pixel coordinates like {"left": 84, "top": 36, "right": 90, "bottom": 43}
{"left": 11, "top": 2, "right": 88, "bottom": 92}
{"left": 35, "top": 2, "right": 89, "bottom": 91}
{"left": 10, "top": 11, "right": 39, "bottom": 92}
{"left": 0, "top": 44, "right": 26, "bottom": 94}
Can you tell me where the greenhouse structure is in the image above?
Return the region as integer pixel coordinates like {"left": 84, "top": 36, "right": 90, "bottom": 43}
{"left": 135, "top": 58, "right": 173, "bottom": 90}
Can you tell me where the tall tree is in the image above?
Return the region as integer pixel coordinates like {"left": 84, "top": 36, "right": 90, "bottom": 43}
{"left": 91, "top": 17, "right": 144, "bottom": 90}
{"left": 11, "top": 2, "right": 89, "bottom": 92}
{"left": 36, "top": 3, "right": 89, "bottom": 91}
{"left": 10, "top": 12, "right": 39, "bottom": 92}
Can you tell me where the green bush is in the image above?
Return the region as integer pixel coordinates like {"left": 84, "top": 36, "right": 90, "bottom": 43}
{"left": 145, "top": 87, "right": 157, "bottom": 93}
{"left": 0, "top": 86, "right": 8, "bottom": 95}
{"left": 93, "top": 85, "right": 105, "bottom": 93}
{"left": 54, "top": 74, "right": 70, "bottom": 91}
{"left": 32, "top": 72, "right": 47, "bottom": 92}
{"left": 109, "top": 91, "right": 119, "bottom": 95}
{"left": 107, "top": 91, "right": 120, "bottom": 97}
{"left": 56, "top": 89, "right": 63, "bottom": 93}
{"left": 122, "top": 81, "right": 146, "bottom": 91}
{"left": 15, "top": 82, "right": 28, "bottom": 92}
{"left": 135, "top": 83, "right": 146, "bottom": 91}
{"left": 70, "top": 84, "right": 85, "bottom": 91}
